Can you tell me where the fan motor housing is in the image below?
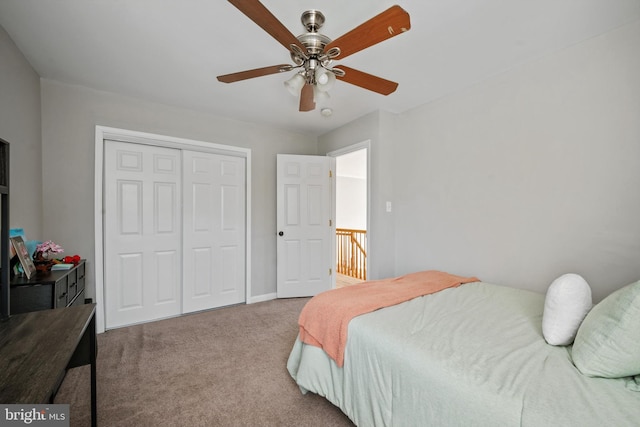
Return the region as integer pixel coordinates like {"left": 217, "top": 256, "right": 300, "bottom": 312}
{"left": 297, "top": 32, "right": 331, "bottom": 55}
{"left": 297, "top": 10, "right": 332, "bottom": 56}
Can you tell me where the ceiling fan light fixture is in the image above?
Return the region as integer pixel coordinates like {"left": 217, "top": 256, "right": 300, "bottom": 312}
{"left": 315, "top": 67, "right": 335, "bottom": 92}
{"left": 313, "top": 85, "right": 330, "bottom": 105}
{"left": 316, "top": 68, "right": 329, "bottom": 85}
{"left": 284, "top": 73, "right": 305, "bottom": 96}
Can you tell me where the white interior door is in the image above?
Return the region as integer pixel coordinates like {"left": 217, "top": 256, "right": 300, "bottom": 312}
{"left": 183, "top": 151, "right": 246, "bottom": 313}
{"left": 104, "top": 141, "right": 182, "bottom": 329}
{"left": 276, "top": 154, "right": 334, "bottom": 298}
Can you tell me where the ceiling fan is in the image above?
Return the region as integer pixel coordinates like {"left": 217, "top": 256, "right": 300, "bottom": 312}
{"left": 217, "top": 0, "right": 411, "bottom": 112}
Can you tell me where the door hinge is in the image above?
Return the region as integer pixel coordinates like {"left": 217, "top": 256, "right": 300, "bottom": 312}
{"left": 329, "top": 268, "right": 332, "bottom": 276}
{"left": 329, "top": 219, "right": 332, "bottom": 227}
{"left": 329, "top": 170, "right": 333, "bottom": 178}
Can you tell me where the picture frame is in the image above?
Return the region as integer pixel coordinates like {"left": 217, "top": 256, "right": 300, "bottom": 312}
{"left": 10, "top": 236, "right": 36, "bottom": 279}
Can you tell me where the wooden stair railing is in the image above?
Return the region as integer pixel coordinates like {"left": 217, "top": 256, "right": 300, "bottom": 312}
{"left": 336, "top": 228, "right": 367, "bottom": 280}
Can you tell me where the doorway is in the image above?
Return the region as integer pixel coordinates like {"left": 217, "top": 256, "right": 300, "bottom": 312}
{"left": 329, "top": 142, "right": 369, "bottom": 288}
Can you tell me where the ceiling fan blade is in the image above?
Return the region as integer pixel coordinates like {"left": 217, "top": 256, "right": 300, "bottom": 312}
{"left": 217, "top": 64, "right": 292, "bottom": 83}
{"left": 325, "top": 5, "right": 410, "bottom": 60}
{"left": 299, "top": 83, "right": 316, "bottom": 112}
{"left": 228, "top": 0, "right": 305, "bottom": 52}
{"left": 334, "top": 66, "right": 399, "bottom": 95}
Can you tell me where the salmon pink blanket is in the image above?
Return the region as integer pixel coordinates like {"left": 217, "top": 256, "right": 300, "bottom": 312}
{"left": 298, "top": 270, "right": 480, "bottom": 367}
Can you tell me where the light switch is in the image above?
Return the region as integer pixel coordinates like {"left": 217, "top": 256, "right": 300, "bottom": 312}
{"left": 386, "top": 201, "right": 392, "bottom": 212}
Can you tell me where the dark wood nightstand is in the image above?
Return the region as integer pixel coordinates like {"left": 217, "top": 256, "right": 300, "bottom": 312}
{"left": 10, "top": 260, "right": 86, "bottom": 313}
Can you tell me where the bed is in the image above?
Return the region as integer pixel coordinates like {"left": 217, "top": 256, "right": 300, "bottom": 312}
{"left": 287, "top": 272, "right": 640, "bottom": 426}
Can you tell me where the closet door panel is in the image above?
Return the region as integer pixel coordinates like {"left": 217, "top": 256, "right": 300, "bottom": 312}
{"left": 183, "top": 151, "right": 246, "bottom": 313}
{"left": 104, "top": 141, "right": 182, "bottom": 329}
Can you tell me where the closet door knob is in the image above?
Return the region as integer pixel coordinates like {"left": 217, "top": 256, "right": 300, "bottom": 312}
{"left": 278, "top": 231, "right": 284, "bottom": 236}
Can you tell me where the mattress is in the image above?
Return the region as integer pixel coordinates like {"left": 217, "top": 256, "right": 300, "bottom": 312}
{"left": 287, "top": 282, "right": 640, "bottom": 426}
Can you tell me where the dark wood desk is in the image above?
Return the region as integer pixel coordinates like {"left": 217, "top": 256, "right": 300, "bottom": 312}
{"left": 0, "top": 304, "right": 97, "bottom": 427}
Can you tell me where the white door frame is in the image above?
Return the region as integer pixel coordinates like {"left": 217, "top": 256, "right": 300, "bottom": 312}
{"left": 94, "top": 125, "right": 252, "bottom": 333}
{"left": 327, "top": 140, "right": 371, "bottom": 281}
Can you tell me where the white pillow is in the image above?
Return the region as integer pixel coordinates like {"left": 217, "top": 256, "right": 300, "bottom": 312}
{"left": 542, "top": 273, "right": 592, "bottom": 346}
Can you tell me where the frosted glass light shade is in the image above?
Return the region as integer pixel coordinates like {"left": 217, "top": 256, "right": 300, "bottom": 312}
{"left": 313, "top": 86, "right": 330, "bottom": 105}
{"left": 317, "top": 71, "right": 329, "bottom": 85}
{"left": 315, "top": 68, "right": 335, "bottom": 92}
{"left": 284, "top": 73, "right": 305, "bottom": 96}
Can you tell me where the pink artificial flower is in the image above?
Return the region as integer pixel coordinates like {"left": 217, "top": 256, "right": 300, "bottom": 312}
{"left": 36, "top": 240, "right": 64, "bottom": 254}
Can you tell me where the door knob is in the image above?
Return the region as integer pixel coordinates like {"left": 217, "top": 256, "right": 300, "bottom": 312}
{"left": 278, "top": 231, "right": 284, "bottom": 236}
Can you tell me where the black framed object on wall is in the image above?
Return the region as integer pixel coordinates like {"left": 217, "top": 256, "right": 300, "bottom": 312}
{"left": 1, "top": 139, "right": 10, "bottom": 320}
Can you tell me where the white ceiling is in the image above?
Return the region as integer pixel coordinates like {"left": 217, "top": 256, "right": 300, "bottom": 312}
{"left": 1, "top": 1, "right": 639, "bottom": 136}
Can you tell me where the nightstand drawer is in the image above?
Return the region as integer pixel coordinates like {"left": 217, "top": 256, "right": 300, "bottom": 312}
{"left": 67, "top": 268, "right": 78, "bottom": 302}
{"left": 76, "top": 263, "right": 86, "bottom": 293}
{"left": 69, "top": 288, "right": 86, "bottom": 307}
{"left": 55, "top": 278, "right": 68, "bottom": 308}
{"left": 10, "top": 260, "right": 87, "bottom": 314}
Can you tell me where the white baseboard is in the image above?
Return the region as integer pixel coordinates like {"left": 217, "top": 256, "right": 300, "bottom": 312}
{"left": 247, "top": 293, "right": 277, "bottom": 304}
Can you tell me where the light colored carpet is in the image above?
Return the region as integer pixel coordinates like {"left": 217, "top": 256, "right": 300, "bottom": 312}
{"left": 55, "top": 298, "right": 354, "bottom": 426}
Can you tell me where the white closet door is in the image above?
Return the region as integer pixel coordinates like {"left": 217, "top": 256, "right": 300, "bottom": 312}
{"left": 183, "top": 151, "right": 246, "bottom": 313}
{"left": 104, "top": 141, "right": 182, "bottom": 329}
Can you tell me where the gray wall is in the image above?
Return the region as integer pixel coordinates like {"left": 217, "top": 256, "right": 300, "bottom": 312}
{"left": 320, "top": 19, "right": 640, "bottom": 302}
{"left": 0, "top": 25, "right": 42, "bottom": 237}
{"left": 394, "top": 19, "right": 640, "bottom": 302}
{"left": 40, "top": 80, "right": 317, "bottom": 301}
